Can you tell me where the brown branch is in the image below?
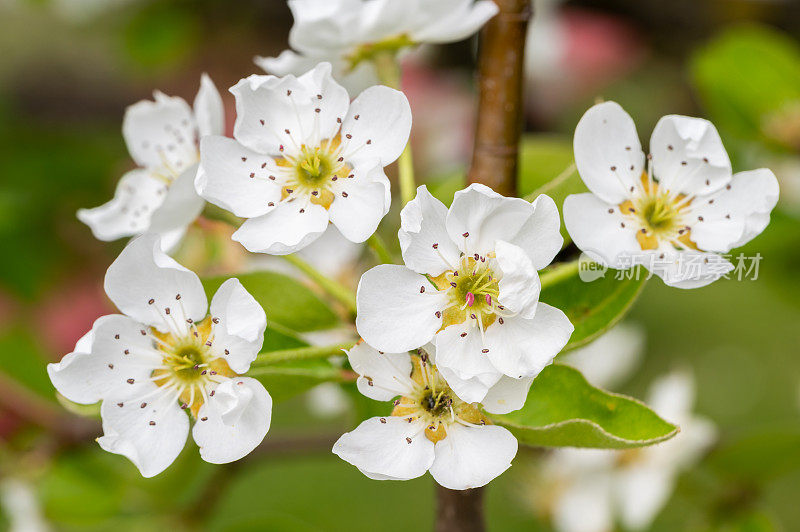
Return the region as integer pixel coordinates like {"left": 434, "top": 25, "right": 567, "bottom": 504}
{"left": 467, "top": 0, "right": 532, "bottom": 196}
{"left": 435, "top": 485, "right": 486, "bottom": 532}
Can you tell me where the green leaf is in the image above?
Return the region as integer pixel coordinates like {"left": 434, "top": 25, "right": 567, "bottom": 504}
{"left": 0, "top": 327, "right": 55, "bottom": 401}
{"left": 539, "top": 262, "right": 646, "bottom": 352}
{"left": 490, "top": 364, "right": 678, "bottom": 449}
{"left": 690, "top": 25, "right": 800, "bottom": 148}
{"left": 202, "top": 272, "right": 339, "bottom": 333}
{"left": 251, "top": 359, "right": 339, "bottom": 404}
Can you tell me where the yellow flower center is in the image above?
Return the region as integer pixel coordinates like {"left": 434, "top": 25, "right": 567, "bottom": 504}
{"left": 430, "top": 255, "right": 501, "bottom": 331}
{"left": 275, "top": 136, "right": 349, "bottom": 210}
{"left": 390, "top": 354, "right": 489, "bottom": 444}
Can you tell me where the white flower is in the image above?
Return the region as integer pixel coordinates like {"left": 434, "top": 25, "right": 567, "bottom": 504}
{"left": 196, "top": 62, "right": 411, "bottom": 255}
{"left": 564, "top": 101, "right": 780, "bottom": 288}
{"left": 560, "top": 322, "right": 644, "bottom": 390}
{"left": 78, "top": 75, "right": 224, "bottom": 251}
{"left": 255, "top": 0, "right": 499, "bottom": 93}
{"left": 332, "top": 342, "right": 520, "bottom": 490}
{"left": 356, "top": 184, "right": 573, "bottom": 404}
{"left": 47, "top": 235, "right": 271, "bottom": 477}
{"left": 0, "top": 478, "right": 50, "bottom": 532}
{"left": 536, "top": 371, "right": 716, "bottom": 532}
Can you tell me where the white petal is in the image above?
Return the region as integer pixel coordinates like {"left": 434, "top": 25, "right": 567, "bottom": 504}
{"left": 346, "top": 343, "right": 414, "bottom": 401}
{"left": 429, "top": 424, "right": 517, "bottom": 490}
{"left": 411, "top": 0, "right": 498, "bottom": 43}
{"left": 256, "top": 51, "right": 379, "bottom": 96}
{"left": 690, "top": 168, "right": 780, "bottom": 252}
{"left": 208, "top": 279, "right": 267, "bottom": 373}
{"left": 77, "top": 169, "right": 167, "bottom": 241}
{"left": 296, "top": 61, "right": 351, "bottom": 141}
{"left": 97, "top": 383, "right": 189, "bottom": 478}
{"left": 495, "top": 240, "right": 540, "bottom": 319}
{"left": 286, "top": 0, "right": 360, "bottom": 54}
{"left": 329, "top": 165, "right": 390, "bottom": 243}
{"left": 434, "top": 322, "right": 502, "bottom": 403}
{"left": 255, "top": 49, "right": 321, "bottom": 77}
{"left": 650, "top": 114, "right": 732, "bottom": 196}
{"left": 647, "top": 371, "right": 695, "bottom": 422}
{"left": 104, "top": 235, "right": 208, "bottom": 329}
{"left": 230, "top": 73, "right": 315, "bottom": 154}
{"left": 123, "top": 91, "right": 198, "bottom": 173}
{"left": 193, "top": 73, "right": 225, "bottom": 137}
{"left": 563, "top": 192, "right": 641, "bottom": 269}
{"left": 147, "top": 164, "right": 204, "bottom": 236}
{"left": 356, "top": 265, "right": 448, "bottom": 353}
{"left": 573, "top": 101, "right": 645, "bottom": 204}
{"left": 446, "top": 183, "right": 541, "bottom": 257}
{"left": 193, "top": 377, "right": 272, "bottom": 464}
{"left": 197, "top": 136, "right": 282, "bottom": 218}
{"left": 484, "top": 304, "right": 573, "bottom": 378}
{"left": 47, "top": 314, "right": 158, "bottom": 404}
{"left": 232, "top": 200, "right": 328, "bottom": 255}
{"left": 399, "top": 185, "right": 461, "bottom": 276}
{"left": 552, "top": 476, "right": 615, "bottom": 532}
{"left": 332, "top": 416, "right": 435, "bottom": 481}
{"left": 296, "top": 224, "right": 363, "bottom": 278}
{"left": 646, "top": 248, "right": 733, "bottom": 289}
{"left": 614, "top": 465, "right": 674, "bottom": 531}
{"left": 506, "top": 194, "right": 564, "bottom": 270}
{"left": 341, "top": 85, "right": 412, "bottom": 167}
{"left": 560, "top": 323, "right": 645, "bottom": 390}
{"left": 481, "top": 375, "right": 534, "bottom": 415}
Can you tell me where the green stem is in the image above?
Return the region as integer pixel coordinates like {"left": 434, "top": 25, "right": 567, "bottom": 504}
{"left": 282, "top": 254, "right": 358, "bottom": 314}
{"left": 539, "top": 260, "right": 579, "bottom": 289}
{"left": 202, "top": 204, "right": 242, "bottom": 228}
{"left": 367, "top": 233, "right": 394, "bottom": 264}
{"left": 373, "top": 51, "right": 416, "bottom": 206}
{"left": 253, "top": 343, "right": 356, "bottom": 366}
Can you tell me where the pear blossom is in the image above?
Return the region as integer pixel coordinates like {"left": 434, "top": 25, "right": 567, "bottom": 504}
{"left": 560, "top": 322, "right": 644, "bottom": 390}
{"left": 564, "top": 101, "right": 780, "bottom": 288}
{"left": 532, "top": 371, "right": 716, "bottom": 532}
{"left": 47, "top": 235, "right": 271, "bottom": 477}
{"left": 333, "top": 342, "right": 521, "bottom": 490}
{"left": 78, "top": 75, "right": 224, "bottom": 250}
{"left": 356, "top": 184, "right": 573, "bottom": 404}
{"left": 256, "top": 0, "right": 499, "bottom": 93}
{"left": 196, "top": 62, "right": 411, "bottom": 255}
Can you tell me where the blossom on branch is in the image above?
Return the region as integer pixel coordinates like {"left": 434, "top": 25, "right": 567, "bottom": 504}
{"left": 333, "top": 342, "right": 521, "bottom": 490}
{"left": 356, "top": 184, "right": 573, "bottom": 404}
{"left": 564, "top": 101, "right": 779, "bottom": 288}
{"left": 78, "top": 75, "right": 224, "bottom": 250}
{"left": 48, "top": 235, "right": 271, "bottom": 477}
{"left": 196, "top": 62, "right": 411, "bottom": 255}
{"left": 256, "top": 0, "right": 499, "bottom": 92}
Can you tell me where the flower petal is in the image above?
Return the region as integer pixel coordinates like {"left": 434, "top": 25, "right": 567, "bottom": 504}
{"left": 346, "top": 343, "right": 414, "bottom": 401}
{"left": 399, "top": 185, "right": 460, "bottom": 276}
{"left": 650, "top": 114, "right": 732, "bottom": 197}
{"left": 77, "top": 169, "right": 167, "bottom": 241}
{"left": 341, "top": 85, "right": 412, "bottom": 167}
{"left": 332, "top": 416, "right": 435, "bottom": 481}
{"left": 644, "top": 249, "right": 733, "bottom": 289}
{"left": 484, "top": 304, "right": 573, "bottom": 378}
{"left": 104, "top": 235, "right": 208, "bottom": 329}
{"left": 296, "top": 61, "right": 351, "bottom": 140}
{"left": 506, "top": 194, "right": 564, "bottom": 270}
{"left": 356, "top": 265, "right": 447, "bottom": 352}
{"left": 446, "top": 183, "right": 541, "bottom": 257}
{"left": 197, "top": 136, "right": 282, "bottom": 219}
{"left": 563, "top": 192, "right": 641, "bottom": 269}
{"left": 560, "top": 323, "right": 644, "bottom": 390}
{"left": 573, "top": 101, "right": 645, "bottom": 204}
{"left": 329, "top": 164, "right": 390, "bottom": 243}
{"left": 208, "top": 279, "right": 267, "bottom": 373}
{"left": 193, "top": 73, "right": 225, "bottom": 137}
{"left": 434, "top": 322, "right": 502, "bottom": 403}
{"left": 690, "top": 168, "right": 780, "bottom": 252}
{"left": 614, "top": 465, "right": 674, "bottom": 531}
{"left": 552, "top": 475, "right": 615, "bottom": 532}
{"left": 232, "top": 200, "right": 328, "bottom": 255}
{"left": 429, "top": 424, "right": 517, "bottom": 490}
{"left": 97, "top": 383, "right": 189, "bottom": 478}
{"left": 480, "top": 375, "right": 534, "bottom": 415}
{"left": 411, "top": 0, "right": 498, "bottom": 43}
{"left": 147, "top": 164, "right": 204, "bottom": 236}
{"left": 123, "top": 91, "right": 197, "bottom": 173}
{"left": 193, "top": 377, "right": 272, "bottom": 464}
{"left": 256, "top": 51, "right": 379, "bottom": 96}
{"left": 47, "top": 314, "right": 158, "bottom": 404}
{"left": 495, "top": 240, "right": 540, "bottom": 319}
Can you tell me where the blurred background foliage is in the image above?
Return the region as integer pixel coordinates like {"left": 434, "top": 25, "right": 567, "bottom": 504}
{"left": 0, "top": 0, "right": 799, "bottom": 530}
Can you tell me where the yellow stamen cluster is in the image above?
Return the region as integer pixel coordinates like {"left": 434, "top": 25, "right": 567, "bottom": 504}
{"left": 151, "top": 316, "right": 236, "bottom": 418}
{"left": 275, "top": 135, "right": 349, "bottom": 210}
{"left": 431, "top": 255, "right": 500, "bottom": 331}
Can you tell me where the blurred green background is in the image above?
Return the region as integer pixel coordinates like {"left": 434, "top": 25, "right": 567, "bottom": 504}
{"left": 0, "top": 0, "right": 799, "bottom": 530}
